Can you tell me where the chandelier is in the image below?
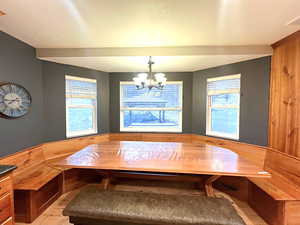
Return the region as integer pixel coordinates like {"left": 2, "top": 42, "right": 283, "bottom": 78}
{"left": 133, "top": 56, "right": 167, "bottom": 90}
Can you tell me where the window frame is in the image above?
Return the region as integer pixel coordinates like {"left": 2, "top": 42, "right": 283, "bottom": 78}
{"left": 65, "top": 75, "right": 98, "bottom": 138}
{"left": 119, "top": 81, "right": 183, "bottom": 133}
{"left": 206, "top": 74, "right": 241, "bottom": 140}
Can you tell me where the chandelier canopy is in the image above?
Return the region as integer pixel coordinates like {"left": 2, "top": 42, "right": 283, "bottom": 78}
{"left": 133, "top": 56, "right": 167, "bottom": 90}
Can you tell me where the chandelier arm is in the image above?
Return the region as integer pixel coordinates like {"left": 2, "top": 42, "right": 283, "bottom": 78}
{"left": 133, "top": 56, "right": 165, "bottom": 90}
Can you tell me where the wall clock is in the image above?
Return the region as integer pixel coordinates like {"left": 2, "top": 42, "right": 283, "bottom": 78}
{"left": 0, "top": 82, "right": 32, "bottom": 119}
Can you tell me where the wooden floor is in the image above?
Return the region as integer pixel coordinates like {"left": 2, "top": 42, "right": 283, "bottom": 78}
{"left": 16, "top": 179, "right": 269, "bottom": 225}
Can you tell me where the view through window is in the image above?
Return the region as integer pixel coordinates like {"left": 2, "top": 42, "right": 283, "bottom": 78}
{"left": 65, "top": 76, "right": 97, "bottom": 138}
{"left": 120, "top": 81, "right": 183, "bottom": 132}
{"left": 206, "top": 74, "right": 241, "bottom": 139}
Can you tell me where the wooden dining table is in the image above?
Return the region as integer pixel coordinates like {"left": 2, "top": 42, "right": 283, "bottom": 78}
{"left": 55, "top": 141, "right": 271, "bottom": 196}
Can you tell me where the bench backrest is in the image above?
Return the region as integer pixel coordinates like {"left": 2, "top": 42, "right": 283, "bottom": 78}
{"left": 0, "top": 145, "right": 46, "bottom": 177}
{"left": 192, "top": 135, "right": 267, "bottom": 168}
{"left": 264, "top": 149, "right": 300, "bottom": 190}
{"left": 43, "top": 134, "right": 109, "bottom": 161}
{"left": 109, "top": 133, "right": 193, "bottom": 143}
{"left": 0, "top": 134, "right": 110, "bottom": 176}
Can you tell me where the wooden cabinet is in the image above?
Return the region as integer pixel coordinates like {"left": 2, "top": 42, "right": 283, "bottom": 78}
{"left": 0, "top": 175, "right": 14, "bottom": 225}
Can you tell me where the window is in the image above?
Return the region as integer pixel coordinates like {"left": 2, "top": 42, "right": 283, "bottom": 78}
{"left": 120, "top": 81, "right": 183, "bottom": 132}
{"left": 65, "top": 76, "right": 97, "bottom": 138}
{"left": 206, "top": 74, "right": 241, "bottom": 140}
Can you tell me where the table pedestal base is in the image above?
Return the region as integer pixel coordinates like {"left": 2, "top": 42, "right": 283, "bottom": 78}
{"left": 205, "top": 175, "right": 221, "bottom": 197}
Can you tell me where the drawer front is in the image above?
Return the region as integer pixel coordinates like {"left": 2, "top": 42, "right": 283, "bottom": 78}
{"left": 0, "top": 194, "right": 11, "bottom": 224}
{"left": 0, "top": 177, "right": 12, "bottom": 197}
{"left": 1, "top": 217, "right": 13, "bottom": 225}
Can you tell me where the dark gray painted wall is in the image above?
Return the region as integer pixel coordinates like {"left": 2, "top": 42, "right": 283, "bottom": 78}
{"left": 192, "top": 56, "right": 271, "bottom": 146}
{"left": 0, "top": 31, "right": 44, "bottom": 157}
{"left": 0, "top": 31, "right": 110, "bottom": 157}
{"left": 109, "top": 72, "right": 193, "bottom": 133}
{"left": 0, "top": 30, "right": 271, "bottom": 158}
{"left": 42, "top": 61, "right": 110, "bottom": 142}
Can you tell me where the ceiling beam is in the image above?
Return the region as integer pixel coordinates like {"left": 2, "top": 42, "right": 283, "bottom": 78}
{"left": 0, "top": 10, "right": 6, "bottom": 16}
{"left": 36, "top": 45, "right": 272, "bottom": 58}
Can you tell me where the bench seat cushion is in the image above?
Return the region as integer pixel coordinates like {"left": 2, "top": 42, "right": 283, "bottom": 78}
{"left": 63, "top": 185, "right": 246, "bottom": 225}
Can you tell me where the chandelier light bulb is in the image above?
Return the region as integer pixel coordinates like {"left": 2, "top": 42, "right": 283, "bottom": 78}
{"left": 137, "top": 73, "right": 148, "bottom": 81}
{"left": 160, "top": 77, "right": 167, "bottom": 85}
{"left": 155, "top": 73, "right": 166, "bottom": 82}
{"left": 145, "top": 79, "right": 151, "bottom": 86}
{"left": 133, "top": 77, "right": 142, "bottom": 86}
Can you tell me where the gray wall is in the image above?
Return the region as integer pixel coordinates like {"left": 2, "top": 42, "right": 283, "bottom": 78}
{"left": 192, "top": 56, "right": 271, "bottom": 146}
{"left": 0, "top": 31, "right": 44, "bottom": 157}
{"left": 109, "top": 72, "right": 193, "bottom": 133}
{"left": 0, "top": 31, "right": 110, "bottom": 157}
{"left": 0, "top": 30, "right": 271, "bottom": 158}
{"left": 42, "top": 61, "right": 110, "bottom": 142}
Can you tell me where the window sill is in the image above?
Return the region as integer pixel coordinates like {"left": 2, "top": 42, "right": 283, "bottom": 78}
{"left": 120, "top": 129, "right": 182, "bottom": 133}
{"left": 66, "top": 131, "right": 98, "bottom": 139}
{"left": 206, "top": 132, "right": 239, "bottom": 141}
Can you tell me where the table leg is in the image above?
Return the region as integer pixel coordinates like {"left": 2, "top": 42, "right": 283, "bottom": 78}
{"left": 98, "top": 171, "right": 113, "bottom": 190}
{"left": 101, "top": 177, "right": 111, "bottom": 190}
{"left": 205, "top": 175, "right": 221, "bottom": 197}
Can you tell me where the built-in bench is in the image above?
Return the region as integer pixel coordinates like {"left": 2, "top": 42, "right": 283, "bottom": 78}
{"left": 0, "top": 134, "right": 109, "bottom": 223}
{"left": 248, "top": 150, "right": 300, "bottom": 225}
{"left": 63, "top": 184, "right": 246, "bottom": 225}
{"left": 0, "top": 145, "right": 64, "bottom": 222}
{"left": 0, "top": 133, "right": 299, "bottom": 225}
{"left": 191, "top": 134, "right": 300, "bottom": 225}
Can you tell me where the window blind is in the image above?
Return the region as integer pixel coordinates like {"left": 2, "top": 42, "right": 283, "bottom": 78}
{"left": 207, "top": 75, "right": 240, "bottom": 95}
{"left": 66, "top": 76, "right": 96, "bottom": 98}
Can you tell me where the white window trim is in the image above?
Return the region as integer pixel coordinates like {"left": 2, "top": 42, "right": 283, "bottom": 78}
{"left": 120, "top": 81, "right": 183, "bottom": 133}
{"left": 66, "top": 75, "right": 97, "bottom": 83}
{"left": 206, "top": 74, "right": 241, "bottom": 140}
{"left": 65, "top": 75, "right": 98, "bottom": 138}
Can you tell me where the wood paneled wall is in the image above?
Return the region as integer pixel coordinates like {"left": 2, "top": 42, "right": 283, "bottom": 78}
{"left": 269, "top": 31, "right": 300, "bottom": 157}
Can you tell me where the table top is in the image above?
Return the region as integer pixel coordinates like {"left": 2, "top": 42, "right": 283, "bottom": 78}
{"left": 55, "top": 141, "right": 271, "bottom": 178}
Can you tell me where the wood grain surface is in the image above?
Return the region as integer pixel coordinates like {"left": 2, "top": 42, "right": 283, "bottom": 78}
{"left": 55, "top": 141, "right": 270, "bottom": 178}
{"left": 269, "top": 30, "right": 300, "bottom": 157}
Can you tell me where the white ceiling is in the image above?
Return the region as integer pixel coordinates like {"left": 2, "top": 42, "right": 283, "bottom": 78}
{"left": 1, "top": 0, "right": 299, "bottom": 72}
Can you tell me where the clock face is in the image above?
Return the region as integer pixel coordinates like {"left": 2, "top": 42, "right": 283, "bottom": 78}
{"left": 0, "top": 83, "right": 32, "bottom": 118}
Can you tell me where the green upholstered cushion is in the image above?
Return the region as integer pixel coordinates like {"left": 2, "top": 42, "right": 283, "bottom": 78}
{"left": 63, "top": 184, "right": 246, "bottom": 225}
